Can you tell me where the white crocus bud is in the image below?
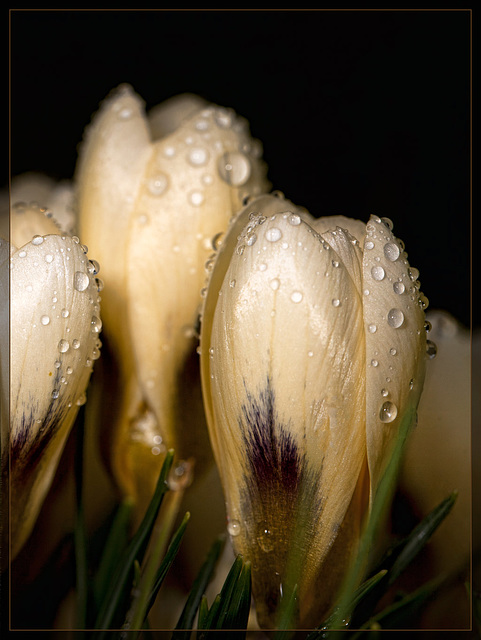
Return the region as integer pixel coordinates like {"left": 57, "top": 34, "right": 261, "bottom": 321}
{"left": 75, "top": 84, "right": 270, "bottom": 514}
{"left": 5, "top": 203, "right": 102, "bottom": 558}
{"left": 200, "top": 194, "right": 428, "bottom": 628}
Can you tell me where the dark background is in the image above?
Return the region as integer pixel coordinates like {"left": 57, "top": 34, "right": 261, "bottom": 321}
{"left": 9, "top": 9, "right": 472, "bottom": 328}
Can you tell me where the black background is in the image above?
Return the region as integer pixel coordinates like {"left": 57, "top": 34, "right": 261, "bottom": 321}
{"left": 9, "top": 9, "right": 472, "bottom": 328}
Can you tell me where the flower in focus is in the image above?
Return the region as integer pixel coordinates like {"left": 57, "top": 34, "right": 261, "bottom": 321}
{"left": 75, "top": 84, "right": 270, "bottom": 516}
{"left": 200, "top": 193, "right": 429, "bottom": 627}
{"left": 3, "top": 202, "right": 102, "bottom": 558}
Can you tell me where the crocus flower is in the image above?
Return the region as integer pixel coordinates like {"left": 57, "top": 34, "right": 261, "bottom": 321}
{"left": 4, "top": 202, "right": 102, "bottom": 558}
{"left": 200, "top": 193, "right": 429, "bottom": 627}
{"left": 75, "top": 84, "right": 270, "bottom": 515}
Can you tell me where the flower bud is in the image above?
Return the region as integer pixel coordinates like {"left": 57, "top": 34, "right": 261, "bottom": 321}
{"left": 200, "top": 194, "right": 428, "bottom": 627}
{"left": 4, "top": 202, "right": 102, "bottom": 558}
{"left": 75, "top": 84, "right": 270, "bottom": 514}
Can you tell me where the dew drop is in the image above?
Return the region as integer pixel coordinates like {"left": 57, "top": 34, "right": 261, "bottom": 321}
{"left": 212, "top": 232, "right": 224, "bottom": 250}
{"left": 288, "top": 213, "right": 302, "bottom": 226}
{"left": 58, "top": 339, "right": 69, "bottom": 353}
{"left": 18, "top": 250, "right": 27, "bottom": 258}
{"left": 189, "top": 190, "right": 205, "bottom": 207}
{"left": 371, "top": 265, "right": 385, "bottom": 281}
{"left": 188, "top": 147, "right": 209, "bottom": 167}
{"left": 381, "top": 388, "right": 389, "bottom": 397}
{"left": 426, "top": 340, "right": 437, "bottom": 359}
{"left": 332, "top": 260, "right": 340, "bottom": 268}
{"left": 54, "top": 360, "right": 61, "bottom": 369}
{"left": 218, "top": 151, "right": 251, "bottom": 186}
{"left": 408, "top": 267, "right": 420, "bottom": 281}
{"left": 368, "top": 323, "right": 377, "bottom": 334}
{"left": 390, "top": 348, "right": 397, "bottom": 356}
{"left": 91, "top": 316, "right": 102, "bottom": 333}
{"left": 32, "top": 235, "right": 44, "bottom": 245}
{"left": 229, "top": 279, "right": 236, "bottom": 288}
{"left": 393, "top": 281, "right": 405, "bottom": 295}
{"left": 148, "top": 173, "right": 168, "bottom": 196}
{"left": 381, "top": 217, "right": 394, "bottom": 230}
{"left": 45, "top": 254, "right": 54, "bottom": 263}
{"left": 72, "top": 339, "right": 81, "bottom": 349}
{"left": 51, "top": 390, "right": 59, "bottom": 400}
{"left": 227, "top": 519, "right": 241, "bottom": 537}
{"left": 266, "top": 227, "right": 282, "bottom": 242}
{"left": 371, "top": 359, "right": 379, "bottom": 367}
{"left": 245, "top": 232, "right": 257, "bottom": 246}
{"left": 387, "top": 308, "right": 404, "bottom": 328}
{"left": 291, "top": 291, "right": 303, "bottom": 303}
{"left": 384, "top": 242, "right": 400, "bottom": 262}
{"left": 74, "top": 271, "right": 89, "bottom": 292}
{"left": 379, "top": 401, "right": 398, "bottom": 423}
{"left": 331, "top": 298, "right": 341, "bottom": 307}
{"left": 270, "top": 278, "right": 280, "bottom": 291}
{"left": 76, "top": 393, "right": 87, "bottom": 406}
{"left": 40, "top": 315, "right": 50, "bottom": 326}
{"left": 257, "top": 523, "right": 274, "bottom": 552}
{"left": 167, "top": 459, "right": 194, "bottom": 491}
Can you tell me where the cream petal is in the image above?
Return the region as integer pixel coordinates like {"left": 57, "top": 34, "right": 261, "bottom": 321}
{"left": 11, "top": 201, "right": 62, "bottom": 249}
{"left": 361, "top": 215, "right": 427, "bottom": 499}
{"left": 313, "top": 214, "right": 367, "bottom": 244}
{"left": 148, "top": 93, "right": 208, "bottom": 140}
{"left": 10, "top": 233, "right": 101, "bottom": 556}
{"left": 121, "top": 100, "right": 270, "bottom": 499}
{"left": 10, "top": 173, "right": 76, "bottom": 234}
{"left": 201, "top": 194, "right": 366, "bottom": 625}
{"left": 0, "top": 237, "right": 9, "bottom": 453}
{"left": 76, "top": 83, "right": 151, "bottom": 367}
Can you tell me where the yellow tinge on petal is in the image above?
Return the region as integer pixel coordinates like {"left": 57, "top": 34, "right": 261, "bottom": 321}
{"left": 201, "top": 195, "right": 428, "bottom": 628}
{"left": 7, "top": 204, "right": 102, "bottom": 558}
{"left": 76, "top": 84, "right": 270, "bottom": 513}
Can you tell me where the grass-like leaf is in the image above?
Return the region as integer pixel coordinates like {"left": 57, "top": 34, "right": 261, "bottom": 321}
{"left": 93, "top": 449, "right": 175, "bottom": 632}
{"left": 387, "top": 491, "right": 457, "bottom": 585}
{"left": 274, "top": 583, "right": 299, "bottom": 640}
{"left": 93, "top": 498, "right": 134, "bottom": 608}
{"left": 73, "top": 407, "right": 89, "bottom": 628}
{"left": 144, "top": 511, "right": 191, "bottom": 617}
{"left": 326, "top": 405, "right": 417, "bottom": 630}
{"left": 172, "top": 534, "right": 226, "bottom": 639}
{"left": 349, "top": 577, "right": 442, "bottom": 638}
{"left": 197, "top": 554, "right": 252, "bottom": 639}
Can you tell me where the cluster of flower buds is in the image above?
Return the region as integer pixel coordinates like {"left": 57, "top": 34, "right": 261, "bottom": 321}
{"left": 3, "top": 84, "right": 433, "bottom": 628}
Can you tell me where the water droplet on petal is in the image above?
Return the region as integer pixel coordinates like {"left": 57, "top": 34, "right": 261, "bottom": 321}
{"left": 58, "top": 339, "right": 69, "bottom": 353}
{"left": 288, "top": 213, "right": 301, "bottom": 226}
{"left": 387, "top": 308, "right": 404, "bottom": 328}
{"left": 371, "top": 265, "right": 385, "bottom": 281}
{"left": 390, "top": 347, "right": 397, "bottom": 356}
{"left": 331, "top": 298, "right": 341, "bottom": 307}
{"left": 51, "top": 390, "right": 59, "bottom": 400}
{"left": 227, "top": 519, "right": 241, "bottom": 537}
{"left": 188, "top": 147, "right": 209, "bottom": 167}
{"left": 270, "top": 278, "right": 280, "bottom": 291}
{"left": 189, "top": 190, "right": 204, "bottom": 206}
{"left": 40, "top": 315, "right": 50, "bottom": 325}
{"left": 266, "top": 227, "right": 282, "bottom": 242}
{"left": 146, "top": 173, "right": 167, "bottom": 197}
{"left": 218, "top": 151, "right": 251, "bottom": 186}
{"left": 384, "top": 242, "right": 400, "bottom": 262}
{"left": 393, "top": 281, "right": 405, "bottom": 294}
{"left": 368, "top": 323, "right": 377, "bottom": 333}
{"left": 379, "top": 401, "right": 398, "bottom": 423}
{"left": 257, "top": 522, "right": 274, "bottom": 552}
{"left": 91, "top": 316, "right": 102, "bottom": 333}
{"left": 32, "top": 235, "right": 44, "bottom": 245}
{"left": 74, "top": 271, "right": 89, "bottom": 292}
{"left": 291, "top": 291, "right": 303, "bottom": 303}
{"left": 72, "top": 339, "right": 81, "bottom": 349}
{"left": 245, "top": 232, "right": 257, "bottom": 246}
{"left": 371, "top": 359, "right": 379, "bottom": 367}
